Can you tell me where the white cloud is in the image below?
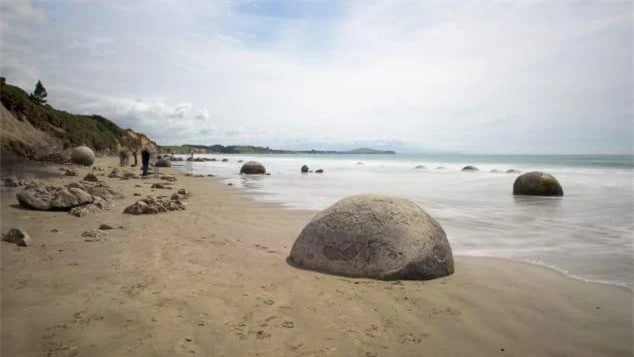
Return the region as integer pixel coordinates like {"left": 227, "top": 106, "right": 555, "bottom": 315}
{"left": 0, "top": 1, "right": 631, "bottom": 153}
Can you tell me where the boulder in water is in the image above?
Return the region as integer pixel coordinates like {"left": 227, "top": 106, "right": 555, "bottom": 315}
{"left": 155, "top": 158, "right": 171, "bottom": 167}
{"left": 513, "top": 171, "right": 563, "bottom": 196}
{"left": 70, "top": 146, "right": 95, "bottom": 166}
{"left": 287, "top": 194, "right": 454, "bottom": 280}
{"left": 240, "top": 161, "right": 266, "bottom": 175}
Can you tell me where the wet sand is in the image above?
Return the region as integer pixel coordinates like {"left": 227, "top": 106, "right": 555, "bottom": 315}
{"left": 1, "top": 157, "right": 632, "bottom": 357}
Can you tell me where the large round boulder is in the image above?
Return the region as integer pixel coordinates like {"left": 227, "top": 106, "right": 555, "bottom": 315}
{"left": 301, "top": 165, "right": 309, "bottom": 173}
{"left": 513, "top": 171, "right": 564, "bottom": 196}
{"left": 240, "top": 161, "right": 266, "bottom": 175}
{"left": 155, "top": 158, "right": 171, "bottom": 168}
{"left": 287, "top": 194, "right": 454, "bottom": 280}
{"left": 70, "top": 146, "right": 95, "bottom": 166}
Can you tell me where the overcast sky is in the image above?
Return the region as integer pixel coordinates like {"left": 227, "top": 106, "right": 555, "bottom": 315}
{"left": 1, "top": 0, "right": 631, "bottom": 154}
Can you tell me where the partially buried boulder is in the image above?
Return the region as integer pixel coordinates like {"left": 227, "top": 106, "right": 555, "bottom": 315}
{"left": 513, "top": 171, "right": 564, "bottom": 196}
{"left": 83, "top": 173, "right": 99, "bottom": 182}
{"left": 70, "top": 146, "right": 95, "bottom": 166}
{"left": 240, "top": 161, "right": 266, "bottom": 175}
{"left": 301, "top": 165, "right": 309, "bottom": 173}
{"left": 461, "top": 165, "right": 478, "bottom": 171}
{"left": 155, "top": 158, "right": 171, "bottom": 168}
{"left": 287, "top": 194, "right": 454, "bottom": 280}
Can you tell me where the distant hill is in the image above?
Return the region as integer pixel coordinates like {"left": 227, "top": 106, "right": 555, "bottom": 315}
{"left": 162, "top": 144, "right": 396, "bottom": 155}
{"left": 0, "top": 81, "right": 158, "bottom": 159}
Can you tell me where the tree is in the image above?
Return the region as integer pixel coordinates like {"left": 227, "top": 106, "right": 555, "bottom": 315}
{"left": 29, "top": 80, "right": 48, "bottom": 104}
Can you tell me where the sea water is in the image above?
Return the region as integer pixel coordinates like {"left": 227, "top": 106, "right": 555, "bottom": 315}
{"left": 174, "top": 153, "right": 633, "bottom": 289}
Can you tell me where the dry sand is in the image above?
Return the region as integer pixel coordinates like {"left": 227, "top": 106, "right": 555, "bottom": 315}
{"left": 1, "top": 157, "right": 632, "bottom": 357}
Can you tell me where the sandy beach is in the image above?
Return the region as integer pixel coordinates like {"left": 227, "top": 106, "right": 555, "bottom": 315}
{"left": 1, "top": 157, "right": 632, "bottom": 357}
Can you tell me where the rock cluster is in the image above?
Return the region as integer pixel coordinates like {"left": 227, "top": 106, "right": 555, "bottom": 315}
{"left": 123, "top": 189, "right": 191, "bottom": 215}
{"left": 2, "top": 176, "right": 41, "bottom": 188}
{"left": 16, "top": 180, "right": 120, "bottom": 217}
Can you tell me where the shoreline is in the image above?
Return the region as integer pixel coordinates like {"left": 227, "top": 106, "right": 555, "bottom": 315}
{"left": 1, "top": 156, "right": 632, "bottom": 356}
{"left": 179, "top": 160, "right": 634, "bottom": 292}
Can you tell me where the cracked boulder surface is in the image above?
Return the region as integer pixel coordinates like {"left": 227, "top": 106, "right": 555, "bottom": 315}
{"left": 287, "top": 194, "right": 454, "bottom": 280}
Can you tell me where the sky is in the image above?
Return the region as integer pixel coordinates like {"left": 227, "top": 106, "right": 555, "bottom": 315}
{"left": 1, "top": 0, "right": 632, "bottom": 154}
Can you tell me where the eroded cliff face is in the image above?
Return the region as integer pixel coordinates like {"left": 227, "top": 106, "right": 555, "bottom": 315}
{"left": 118, "top": 129, "right": 159, "bottom": 153}
{"left": 0, "top": 81, "right": 159, "bottom": 159}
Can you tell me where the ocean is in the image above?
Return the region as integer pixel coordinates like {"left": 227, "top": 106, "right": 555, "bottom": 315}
{"left": 172, "top": 153, "right": 633, "bottom": 289}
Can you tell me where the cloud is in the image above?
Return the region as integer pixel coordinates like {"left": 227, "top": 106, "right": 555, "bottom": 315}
{"left": 195, "top": 108, "right": 210, "bottom": 121}
{"left": 0, "top": 1, "right": 631, "bottom": 153}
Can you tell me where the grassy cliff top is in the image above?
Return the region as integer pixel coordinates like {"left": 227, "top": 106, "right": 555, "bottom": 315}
{"left": 0, "top": 83, "right": 158, "bottom": 155}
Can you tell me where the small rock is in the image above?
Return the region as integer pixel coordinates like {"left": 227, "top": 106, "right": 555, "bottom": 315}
{"left": 83, "top": 173, "right": 99, "bottom": 182}
{"left": 160, "top": 175, "right": 177, "bottom": 182}
{"left": 263, "top": 299, "right": 274, "bottom": 305}
{"left": 65, "top": 169, "right": 78, "bottom": 176}
{"left": 227, "top": 183, "right": 233, "bottom": 186}
{"left": 134, "top": 193, "right": 141, "bottom": 196}
{"left": 151, "top": 183, "right": 169, "bottom": 189}
{"left": 185, "top": 338, "right": 192, "bottom": 342}
{"left": 207, "top": 174, "right": 215, "bottom": 177}
{"left": 3, "top": 176, "right": 20, "bottom": 187}
{"left": 81, "top": 229, "right": 105, "bottom": 238}
{"left": 315, "top": 169, "right": 324, "bottom": 173}
{"left": 2, "top": 228, "right": 32, "bottom": 247}
{"left": 98, "top": 224, "right": 114, "bottom": 230}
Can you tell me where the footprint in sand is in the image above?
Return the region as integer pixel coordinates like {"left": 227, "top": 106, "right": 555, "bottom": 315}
{"left": 399, "top": 332, "right": 428, "bottom": 344}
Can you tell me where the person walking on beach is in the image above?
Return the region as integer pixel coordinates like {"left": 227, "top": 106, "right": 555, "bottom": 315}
{"left": 141, "top": 148, "right": 150, "bottom": 176}
{"left": 119, "top": 149, "right": 129, "bottom": 166}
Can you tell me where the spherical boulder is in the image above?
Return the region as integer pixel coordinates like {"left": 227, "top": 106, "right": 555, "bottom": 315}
{"left": 513, "top": 171, "right": 563, "bottom": 196}
{"left": 240, "top": 161, "right": 266, "bottom": 175}
{"left": 287, "top": 194, "right": 454, "bottom": 280}
{"left": 70, "top": 146, "right": 95, "bottom": 166}
{"left": 155, "top": 158, "right": 171, "bottom": 168}
{"left": 301, "top": 165, "right": 309, "bottom": 173}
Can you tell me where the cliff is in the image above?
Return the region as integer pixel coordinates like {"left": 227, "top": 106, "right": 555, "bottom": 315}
{"left": 0, "top": 81, "right": 158, "bottom": 159}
